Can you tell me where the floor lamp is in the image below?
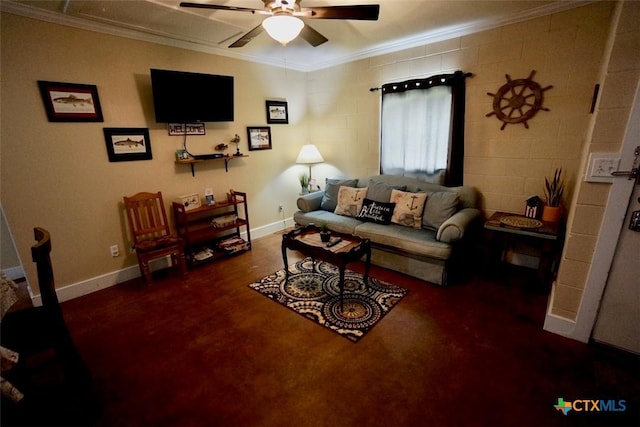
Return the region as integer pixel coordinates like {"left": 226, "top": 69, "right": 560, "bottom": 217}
{"left": 296, "top": 144, "right": 324, "bottom": 191}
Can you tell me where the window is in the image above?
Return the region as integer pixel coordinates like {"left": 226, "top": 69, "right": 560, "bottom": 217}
{"left": 380, "top": 71, "right": 469, "bottom": 186}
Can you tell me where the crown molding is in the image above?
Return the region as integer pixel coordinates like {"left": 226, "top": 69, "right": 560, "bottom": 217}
{"left": 1, "top": 0, "right": 593, "bottom": 73}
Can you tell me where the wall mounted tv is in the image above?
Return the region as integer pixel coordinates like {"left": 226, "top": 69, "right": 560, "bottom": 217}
{"left": 150, "top": 68, "right": 234, "bottom": 123}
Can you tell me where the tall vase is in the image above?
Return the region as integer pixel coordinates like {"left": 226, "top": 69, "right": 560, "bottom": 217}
{"left": 542, "top": 205, "right": 562, "bottom": 223}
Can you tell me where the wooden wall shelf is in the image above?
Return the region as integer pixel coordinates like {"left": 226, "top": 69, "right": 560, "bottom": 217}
{"left": 176, "top": 155, "right": 248, "bottom": 176}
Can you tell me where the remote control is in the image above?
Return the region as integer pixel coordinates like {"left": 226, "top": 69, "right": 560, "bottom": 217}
{"left": 326, "top": 237, "right": 342, "bottom": 247}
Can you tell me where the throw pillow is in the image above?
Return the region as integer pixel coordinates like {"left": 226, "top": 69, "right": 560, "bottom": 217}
{"left": 366, "top": 180, "right": 407, "bottom": 203}
{"left": 422, "top": 191, "right": 460, "bottom": 230}
{"left": 357, "top": 198, "right": 396, "bottom": 224}
{"left": 320, "top": 178, "right": 358, "bottom": 212}
{"left": 334, "top": 186, "right": 368, "bottom": 217}
{"left": 390, "top": 189, "right": 427, "bottom": 228}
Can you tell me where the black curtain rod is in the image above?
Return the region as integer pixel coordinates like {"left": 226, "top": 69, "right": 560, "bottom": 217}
{"left": 369, "top": 71, "right": 473, "bottom": 92}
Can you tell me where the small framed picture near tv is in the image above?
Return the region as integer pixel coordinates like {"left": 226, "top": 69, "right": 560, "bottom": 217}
{"left": 247, "top": 126, "right": 272, "bottom": 151}
{"left": 265, "top": 100, "right": 288, "bottom": 124}
{"left": 103, "top": 128, "right": 152, "bottom": 162}
{"left": 38, "top": 81, "right": 103, "bottom": 122}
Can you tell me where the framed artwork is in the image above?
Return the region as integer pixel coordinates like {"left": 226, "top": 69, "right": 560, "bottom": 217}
{"left": 38, "top": 80, "right": 103, "bottom": 122}
{"left": 247, "top": 126, "right": 272, "bottom": 151}
{"left": 103, "top": 128, "right": 152, "bottom": 162}
{"left": 265, "top": 100, "right": 288, "bottom": 124}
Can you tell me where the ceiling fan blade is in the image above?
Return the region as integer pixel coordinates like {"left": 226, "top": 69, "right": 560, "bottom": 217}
{"left": 303, "top": 5, "right": 380, "bottom": 20}
{"left": 299, "top": 24, "right": 328, "bottom": 47}
{"left": 229, "top": 24, "right": 264, "bottom": 48}
{"left": 179, "top": 2, "right": 262, "bottom": 14}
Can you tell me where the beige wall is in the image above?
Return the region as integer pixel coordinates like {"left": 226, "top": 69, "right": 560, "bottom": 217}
{"left": 1, "top": 13, "right": 310, "bottom": 289}
{"left": 307, "top": 2, "right": 614, "bottom": 214}
{"left": 0, "top": 1, "right": 629, "bottom": 328}
{"left": 552, "top": 0, "right": 640, "bottom": 320}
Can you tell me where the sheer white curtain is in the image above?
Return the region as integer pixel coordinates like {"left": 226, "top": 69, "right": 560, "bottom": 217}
{"left": 380, "top": 85, "right": 453, "bottom": 178}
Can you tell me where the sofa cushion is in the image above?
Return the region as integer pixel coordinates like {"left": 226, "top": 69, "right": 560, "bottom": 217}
{"left": 334, "top": 186, "right": 368, "bottom": 217}
{"left": 354, "top": 222, "right": 452, "bottom": 260}
{"left": 321, "top": 178, "right": 358, "bottom": 211}
{"left": 366, "top": 180, "right": 407, "bottom": 202}
{"left": 356, "top": 198, "right": 395, "bottom": 224}
{"left": 422, "top": 191, "right": 460, "bottom": 230}
{"left": 390, "top": 189, "right": 427, "bottom": 228}
{"left": 292, "top": 210, "right": 362, "bottom": 235}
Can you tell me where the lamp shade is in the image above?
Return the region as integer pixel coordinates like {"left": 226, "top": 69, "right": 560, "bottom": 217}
{"left": 262, "top": 15, "right": 304, "bottom": 46}
{"left": 296, "top": 144, "right": 324, "bottom": 164}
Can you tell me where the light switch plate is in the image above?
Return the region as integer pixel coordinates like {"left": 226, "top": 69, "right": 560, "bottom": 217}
{"left": 586, "top": 153, "right": 620, "bottom": 183}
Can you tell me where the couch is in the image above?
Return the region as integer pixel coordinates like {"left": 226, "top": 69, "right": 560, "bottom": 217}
{"left": 293, "top": 175, "right": 482, "bottom": 286}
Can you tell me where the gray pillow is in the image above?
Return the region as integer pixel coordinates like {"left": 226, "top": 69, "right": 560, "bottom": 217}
{"left": 422, "top": 191, "right": 459, "bottom": 230}
{"left": 366, "top": 180, "right": 407, "bottom": 203}
{"left": 321, "top": 178, "right": 358, "bottom": 211}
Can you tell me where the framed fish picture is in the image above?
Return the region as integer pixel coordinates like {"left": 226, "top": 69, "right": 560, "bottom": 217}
{"left": 38, "top": 81, "right": 103, "bottom": 122}
{"left": 103, "top": 128, "right": 152, "bottom": 162}
{"left": 247, "top": 126, "right": 272, "bottom": 151}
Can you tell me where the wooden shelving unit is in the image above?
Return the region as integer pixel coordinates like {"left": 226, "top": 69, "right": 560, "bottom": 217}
{"left": 175, "top": 155, "right": 248, "bottom": 176}
{"left": 172, "top": 190, "right": 251, "bottom": 266}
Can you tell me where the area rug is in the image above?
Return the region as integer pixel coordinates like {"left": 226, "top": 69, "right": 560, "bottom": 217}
{"left": 248, "top": 258, "right": 408, "bottom": 342}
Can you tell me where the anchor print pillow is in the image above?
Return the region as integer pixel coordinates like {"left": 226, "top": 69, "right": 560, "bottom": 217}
{"left": 334, "top": 186, "right": 368, "bottom": 217}
{"left": 390, "top": 189, "right": 428, "bottom": 228}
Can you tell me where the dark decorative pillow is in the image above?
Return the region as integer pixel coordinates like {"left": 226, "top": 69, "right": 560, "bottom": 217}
{"left": 320, "top": 178, "right": 358, "bottom": 212}
{"left": 357, "top": 198, "right": 396, "bottom": 225}
{"left": 422, "top": 191, "right": 459, "bottom": 230}
{"left": 366, "top": 180, "right": 407, "bottom": 203}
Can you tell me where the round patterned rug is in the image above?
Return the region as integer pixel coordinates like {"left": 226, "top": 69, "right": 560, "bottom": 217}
{"left": 249, "top": 258, "right": 408, "bottom": 342}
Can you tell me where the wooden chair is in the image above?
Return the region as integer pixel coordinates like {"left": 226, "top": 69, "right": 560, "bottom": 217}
{"left": 123, "top": 191, "right": 187, "bottom": 282}
{"left": 1, "top": 227, "right": 98, "bottom": 425}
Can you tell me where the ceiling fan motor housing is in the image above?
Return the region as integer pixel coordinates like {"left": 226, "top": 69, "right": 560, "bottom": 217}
{"left": 264, "top": 0, "right": 300, "bottom": 15}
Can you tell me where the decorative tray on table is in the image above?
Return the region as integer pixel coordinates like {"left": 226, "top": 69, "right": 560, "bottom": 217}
{"left": 499, "top": 215, "right": 543, "bottom": 229}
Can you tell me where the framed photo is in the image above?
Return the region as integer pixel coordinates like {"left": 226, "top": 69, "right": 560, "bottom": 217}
{"left": 38, "top": 80, "right": 103, "bottom": 122}
{"left": 176, "top": 193, "right": 201, "bottom": 211}
{"left": 265, "top": 100, "right": 288, "bottom": 124}
{"left": 247, "top": 126, "right": 272, "bottom": 151}
{"left": 103, "top": 128, "right": 152, "bottom": 162}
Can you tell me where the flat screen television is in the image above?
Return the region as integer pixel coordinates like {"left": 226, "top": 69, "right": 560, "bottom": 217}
{"left": 150, "top": 68, "right": 234, "bottom": 123}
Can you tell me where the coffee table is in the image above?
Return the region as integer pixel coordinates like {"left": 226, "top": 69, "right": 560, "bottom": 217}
{"left": 281, "top": 225, "right": 371, "bottom": 312}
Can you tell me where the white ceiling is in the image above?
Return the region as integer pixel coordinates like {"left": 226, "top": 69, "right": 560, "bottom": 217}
{"left": 2, "top": 0, "right": 591, "bottom": 72}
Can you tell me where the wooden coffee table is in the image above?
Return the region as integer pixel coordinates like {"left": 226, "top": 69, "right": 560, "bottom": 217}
{"left": 281, "top": 225, "right": 371, "bottom": 312}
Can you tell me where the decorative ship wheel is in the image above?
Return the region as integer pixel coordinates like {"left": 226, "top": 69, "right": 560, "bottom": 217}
{"left": 486, "top": 70, "right": 553, "bottom": 130}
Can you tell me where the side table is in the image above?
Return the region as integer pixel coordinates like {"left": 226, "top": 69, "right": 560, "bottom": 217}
{"left": 484, "top": 211, "right": 564, "bottom": 288}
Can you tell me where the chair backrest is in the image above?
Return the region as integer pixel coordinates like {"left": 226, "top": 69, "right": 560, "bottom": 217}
{"left": 31, "top": 227, "right": 93, "bottom": 388}
{"left": 31, "top": 227, "right": 61, "bottom": 313}
{"left": 123, "top": 191, "right": 171, "bottom": 244}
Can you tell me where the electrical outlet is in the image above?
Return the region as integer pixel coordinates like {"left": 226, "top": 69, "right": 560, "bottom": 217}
{"left": 278, "top": 203, "right": 284, "bottom": 212}
{"left": 110, "top": 244, "right": 120, "bottom": 257}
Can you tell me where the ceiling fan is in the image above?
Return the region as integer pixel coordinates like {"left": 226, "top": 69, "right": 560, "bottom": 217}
{"left": 179, "top": 0, "right": 380, "bottom": 48}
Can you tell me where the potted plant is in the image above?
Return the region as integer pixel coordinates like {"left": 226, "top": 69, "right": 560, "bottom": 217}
{"left": 542, "top": 167, "right": 564, "bottom": 223}
{"left": 319, "top": 222, "right": 331, "bottom": 242}
{"left": 299, "top": 174, "right": 309, "bottom": 194}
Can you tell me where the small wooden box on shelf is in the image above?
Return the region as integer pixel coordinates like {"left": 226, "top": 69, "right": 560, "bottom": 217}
{"left": 172, "top": 190, "right": 251, "bottom": 266}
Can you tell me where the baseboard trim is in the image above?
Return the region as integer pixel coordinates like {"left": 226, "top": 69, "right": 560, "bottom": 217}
{"left": 543, "top": 313, "right": 583, "bottom": 341}
{"left": 31, "top": 264, "right": 141, "bottom": 306}
{"left": 31, "top": 218, "right": 295, "bottom": 305}
{"left": 542, "top": 281, "right": 586, "bottom": 343}
{"left": 1, "top": 266, "right": 25, "bottom": 281}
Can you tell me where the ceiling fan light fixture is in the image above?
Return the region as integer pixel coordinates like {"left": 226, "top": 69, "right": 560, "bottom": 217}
{"left": 262, "top": 15, "right": 304, "bottom": 46}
